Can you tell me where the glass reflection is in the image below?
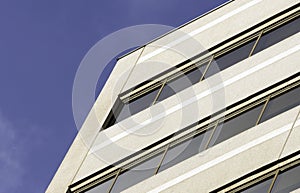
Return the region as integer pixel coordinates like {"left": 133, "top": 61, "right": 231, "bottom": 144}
{"left": 117, "top": 87, "right": 160, "bottom": 122}
{"left": 208, "top": 103, "right": 264, "bottom": 147}
{"left": 260, "top": 86, "right": 300, "bottom": 123}
{"left": 157, "top": 63, "right": 207, "bottom": 102}
{"left": 110, "top": 152, "right": 163, "bottom": 193}
{"left": 271, "top": 164, "right": 300, "bottom": 193}
{"left": 253, "top": 17, "right": 300, "bottom": 55}
{"left": 206, "top": 38, "right": 256, "bottom": 78}
{"left": 158, "top": 129, "right": 212, "bottom": 173}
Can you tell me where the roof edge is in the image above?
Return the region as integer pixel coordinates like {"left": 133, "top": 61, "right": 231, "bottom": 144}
{"left": 117, "top": 0, "right": 234, "bottom": 61}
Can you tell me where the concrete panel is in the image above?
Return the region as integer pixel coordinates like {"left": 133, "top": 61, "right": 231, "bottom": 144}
{"left": 46, "top": 48, "right": 143, "bottom": 192}
{"left": 45, "top": 134, "right": 90, "bottom": 193}
{"left": 280, "top": 107, "right": 300, "bottom": 159}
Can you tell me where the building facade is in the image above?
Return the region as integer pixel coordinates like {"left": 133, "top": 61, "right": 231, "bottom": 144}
{"left": 47, "top": 0, "right": 300, "bottom": 192}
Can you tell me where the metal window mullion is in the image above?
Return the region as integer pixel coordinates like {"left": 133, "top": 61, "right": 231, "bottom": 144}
{"left": 224, "top": 98, "right": 266, "bottom": 123}
{"left": 248, "top": 30, "right": 263, "bottom": 57}
{"left": 234, "top": 172, "right": 276, "bottom": 193}
{"left": 107, "top": 169, "right": 121, "bottom": 193}
{"left": 152, "top": 79, "right": 167, "bottom": 106}
{"left": 154, "top": 123, "right": 218, "bottom": 175}
{"left": 267, "top": 169, "right": 280, "bottom": 193}
{"left": 256, "top": 96, "right": 271, "bottom": 125}
{"left": 199, "top": 55, "right": 214, "bottom": 82}
{"left": 204, "top": 121, "right": 219, "bottom": 150}
{"left": 154, "top": 144, "right": 170, "bottom": 175}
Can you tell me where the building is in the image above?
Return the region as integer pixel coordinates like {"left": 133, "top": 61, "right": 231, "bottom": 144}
{"left": 46, "top": 0, "right": 300, "bottom": 192}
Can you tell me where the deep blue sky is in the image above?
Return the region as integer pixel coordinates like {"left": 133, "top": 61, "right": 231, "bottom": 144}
{"left": 0, "top": 0, "right": 228, "bottom": 192}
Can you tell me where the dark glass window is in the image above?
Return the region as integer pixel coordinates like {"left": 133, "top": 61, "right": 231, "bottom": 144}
{"left": 116, "top": 88, "right": 160, "bottom": 122}
{"left": 253, "top": 17, "right": 300, "bottom": 55}
{"left": 86, "top": 176, "right": 115, "bottom": 193}
{"left": 158, "top": 128, "right": 213, "bottom": 173}
{"left": 157, "top": 63, "right": 208, "bottom": 102}
{"left": 259, "top": 86, "right": 300, "bottom": 123}
{"left": 271, "top": 165, "right": 300, "bottom": 193}
{"left": 205, "top": 38, "right": 256, "bottom": 78}
{"left": 110, "top": 152, "right": 163, "bottom": 193}
{"left": 241, "top": 177, "right": 274, "bottom": 193}
{"left": 208, "top": 103, "right": 264, "bottom": 147}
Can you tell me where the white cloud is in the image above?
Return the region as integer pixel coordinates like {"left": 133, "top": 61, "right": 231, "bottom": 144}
{"left": 0, "top": 111, "right": 25, "bottom": 193}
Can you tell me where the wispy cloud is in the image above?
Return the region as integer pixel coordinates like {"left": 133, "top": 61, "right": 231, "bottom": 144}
{"left": 0, "top": 111, "right": 26, "bottom": 193}
{"left": 0, "top": 110, "right": 50, "bottom": 193}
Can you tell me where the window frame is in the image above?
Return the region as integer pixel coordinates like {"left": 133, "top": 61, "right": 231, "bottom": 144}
{"left": 213, "top": 152, "right": 300, "bottom": 193}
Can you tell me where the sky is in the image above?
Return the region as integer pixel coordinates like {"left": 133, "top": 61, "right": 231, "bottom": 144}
{"left": 0, "top": 0, "right": 228, "bottom": 192}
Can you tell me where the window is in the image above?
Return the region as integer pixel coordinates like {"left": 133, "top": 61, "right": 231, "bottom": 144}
{"left": 157, "top": 62, "right": 208, "bottom": 103}
{"left": 271, "top": 164, "right": 300, "bottom": 193}
{"left": 259, "top": 85, "right": 300, "bottom": 123}
{"left": 208, "top": 103, "right": 264, "bottom": 147}
{"left": 209, "top": 38, "right": 257, "bottom": 77}
{"left": 110, "top": 152, "right": 164, "bottom": 193}
{"left": 253, "top": 16, "right": 300, "bottom": 55}
{"left": 117, "top": 87, "right": 160, "bottom": 122}
{"left": 158, "top": 128, "right": 213, "bottom": 173}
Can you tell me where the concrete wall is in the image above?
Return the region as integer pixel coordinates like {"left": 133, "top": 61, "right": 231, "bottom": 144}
{"left": 46, "top": 48, "right": 143, "bottom": 193}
